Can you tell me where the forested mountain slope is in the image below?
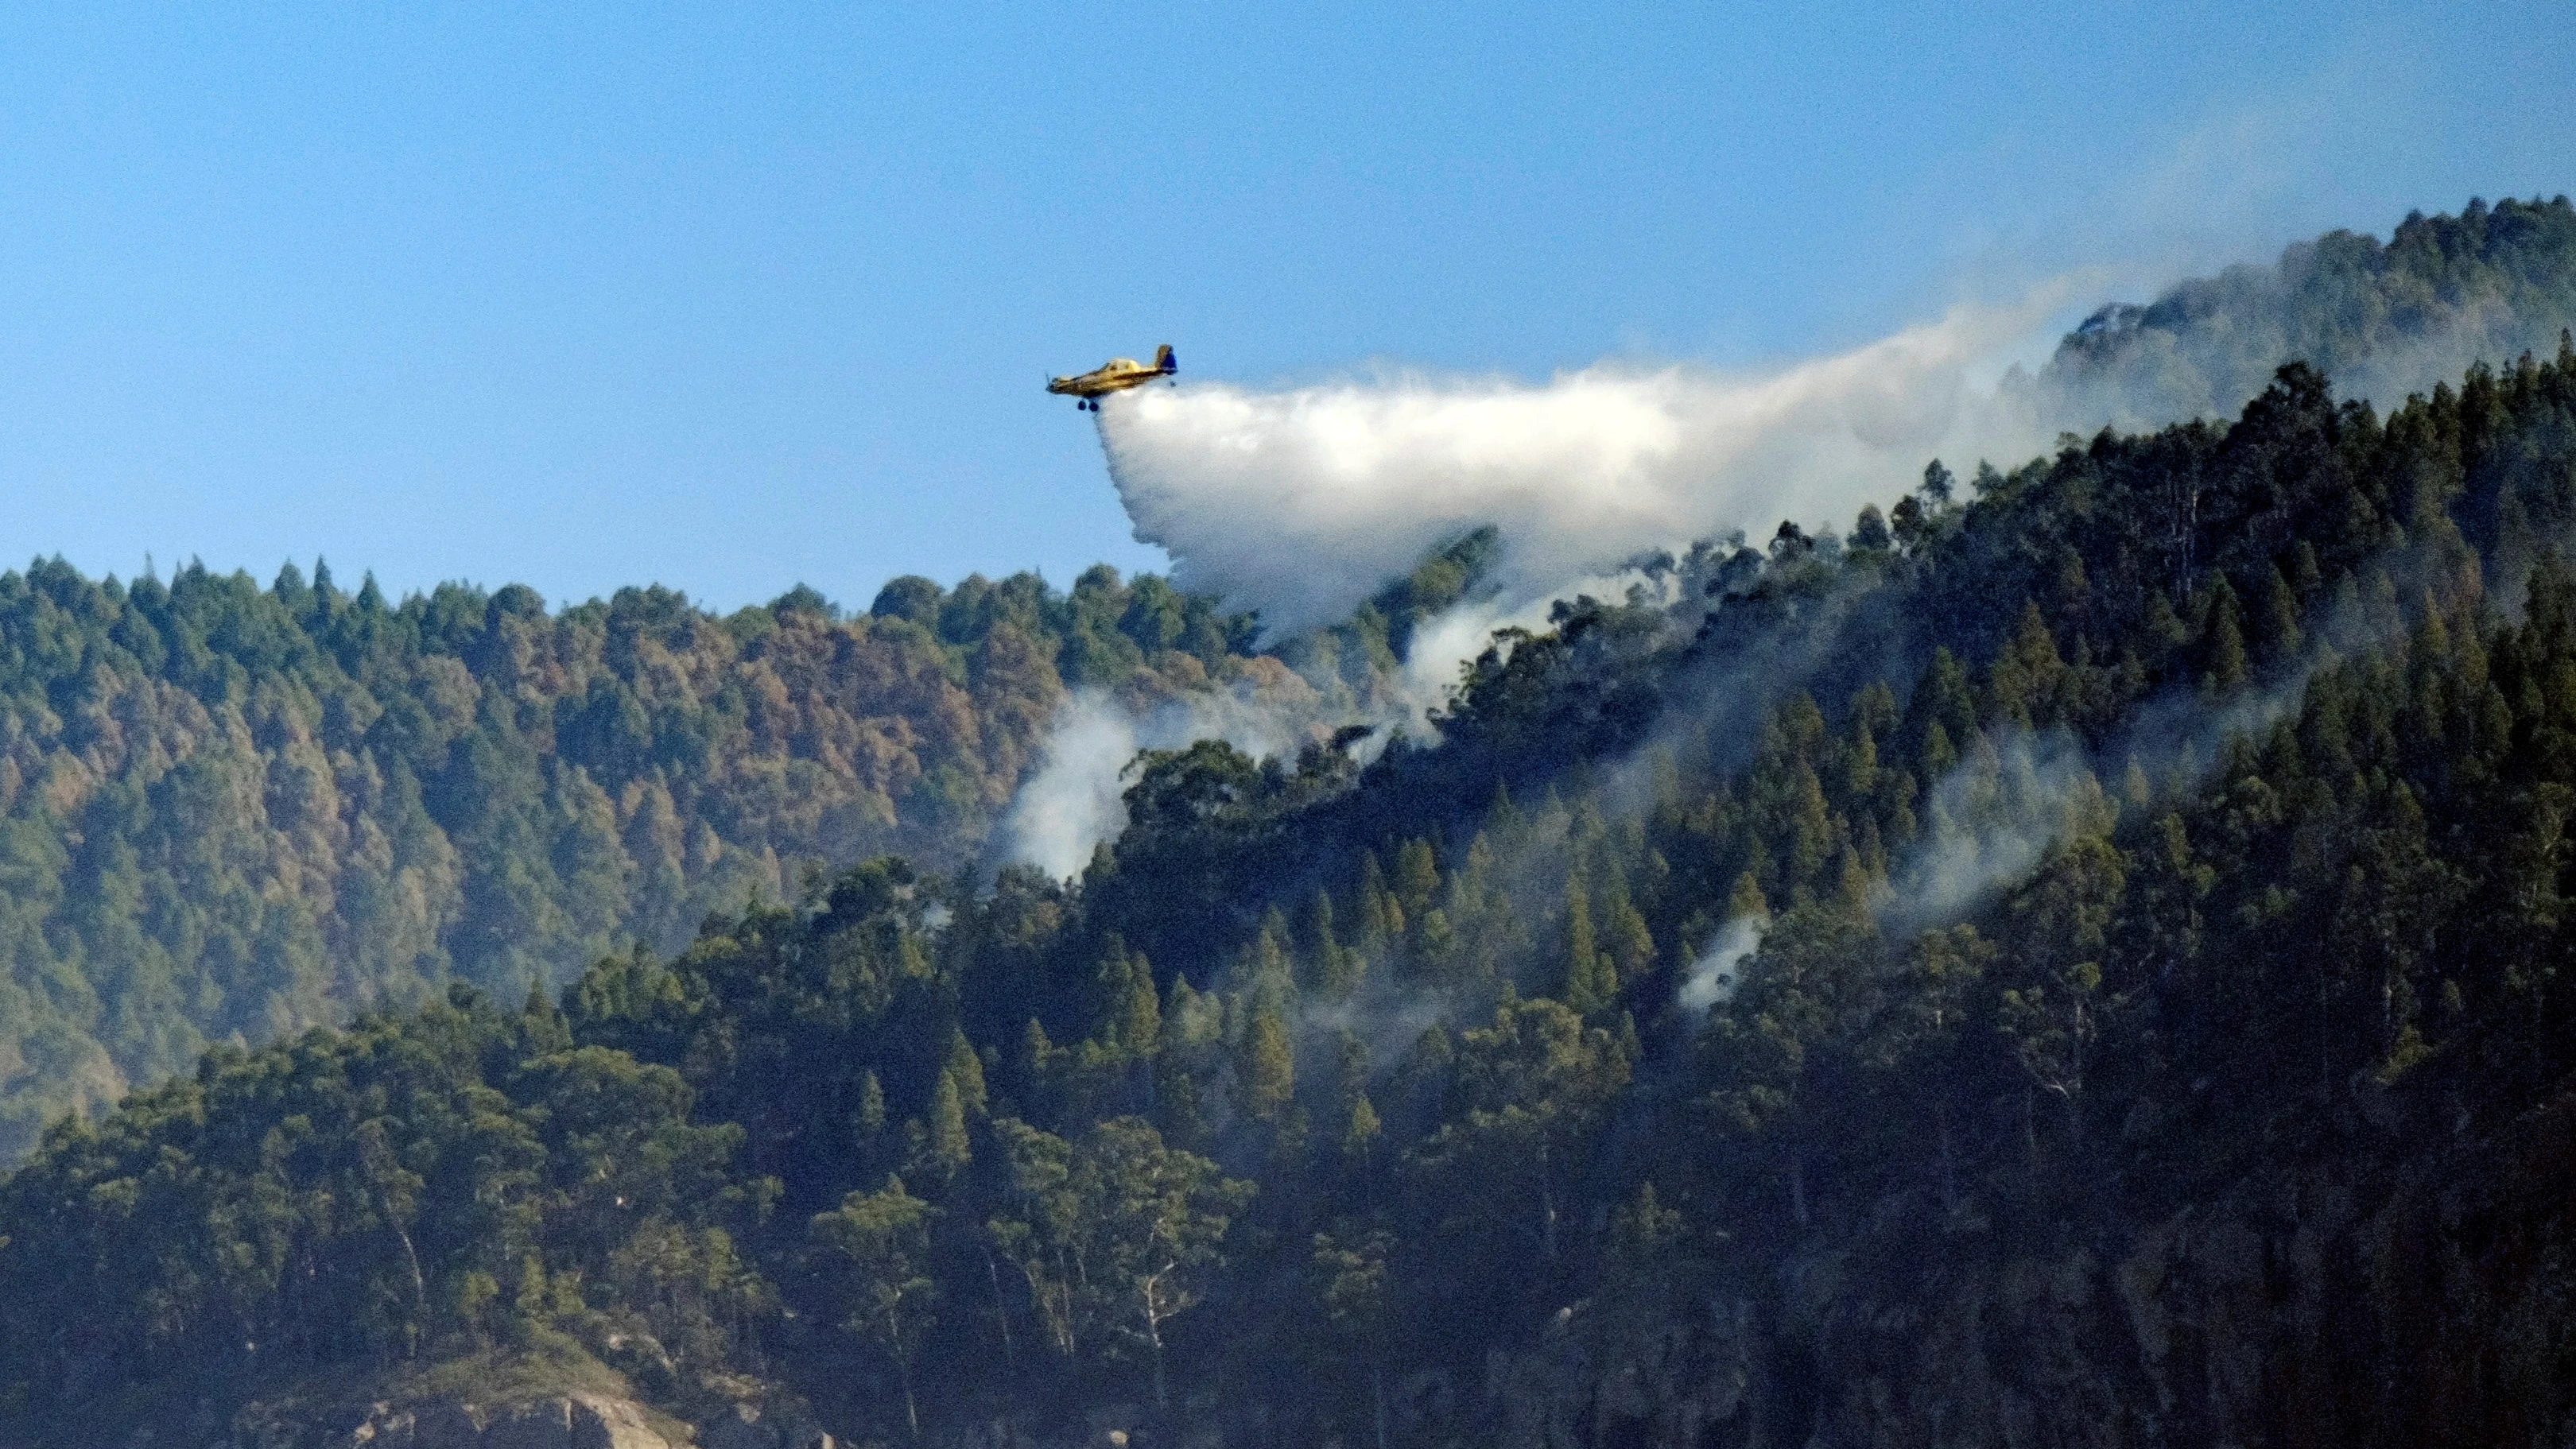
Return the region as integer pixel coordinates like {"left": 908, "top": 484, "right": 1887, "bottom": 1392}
{"left": 2039, "top": 192, "right": 2576, "bottom": 424}
{"left": 5, "top": 199, "right": 2576, "bottom": 1447}
{"left": 0, "top": 196, "right": 2566, "bottom": 1175}
{"left": 13, "top": 332, "right": 2576, "bottom": 1447}
{"left": 0, "top": 562, "right": 1292, "bottom": 1159}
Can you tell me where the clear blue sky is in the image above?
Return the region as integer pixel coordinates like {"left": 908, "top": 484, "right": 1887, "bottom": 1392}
{"left": 0, "top": 2, "right": 2569, "bottom": 613}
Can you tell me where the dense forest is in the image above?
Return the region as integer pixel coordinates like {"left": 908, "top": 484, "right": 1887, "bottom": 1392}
{"left": 0, "top": 196, "right": 2564, "bottom": 1171}
{"left": 3, "top": 200, "right": 2576, "bottom": 1447}
{"left": 0, "top": 556, "right": 1347, "bottom": 1160}
{"left": 0, "top": 480, "right": 1519, "bottom": 1165}
{"left": 2038, "top": 193, "right": 2576, "bottom": 424}
{"left": 0, "top": 554, "right": 1274, "bottom": 1159}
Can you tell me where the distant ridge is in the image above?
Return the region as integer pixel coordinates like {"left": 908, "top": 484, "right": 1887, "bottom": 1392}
{"left": 2039, "top": 194, "right": 2576, "bottom": 425}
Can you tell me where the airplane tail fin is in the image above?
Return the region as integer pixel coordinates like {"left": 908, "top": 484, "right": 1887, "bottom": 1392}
{"left": 1155, "top": 344, "right": 1176, "bottom": 373}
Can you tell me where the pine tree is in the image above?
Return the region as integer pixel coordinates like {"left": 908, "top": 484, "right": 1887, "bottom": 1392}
{"left": 2202, "top": 578, "right": 2250, "bottom": 694}
{"left": 1913, "top": 646, "right": 1980, "bottom": 757}
{"left": 1562, "top": 877, "right": 1611, "bottom": 1014}
{"left": 2292, "top": 540, "right": 2322, "bottom": 600}
{"left": 1600, "top": 870, "right": 1657, "bottom": 984}
{"left": 1344, "top": 1092, "right": 1382, "bottom": 1162}
{"left": 2260, "top": 564, "right": 2303, "bottom": 667}
{"left": 946, "top": 1029, "right": 990, "bottom": 1118}
{"left": 2122, "top": 757, "right": 2154, "bottom": 812}
{"left": 2003, "top": 601, "right": 2064, "bottom": 725}
{"left": 857, "top": 1070, "right": 888, "bottom": 1140}
{"left": 1119, "top": 956, "right": 1162, "bottom": 1057}
{"left": 1247, "top": 913, "right": 1299, "bottom": 1022}
{"left": 1840, "top": 711, "right": 1881, "bottom": 802}
{"left": 1311, "top": 891, "right": 1361, "bottom": 1000}
{"left": 1488, "top": 780, "right": 1528, "bottom": 852}
{"left": 1236, "top": 1007, "right": 1295, "bottom": 1122}
{"left": 1919, "top": 719, "right": 1958, "bottom": 785}
{"left": 1092, "top": 934, "right": 1140, "bottom": 1044}
{"left": 1834, "top": 849, "right": 1875, "bottom": 920}
{"left": 929, "top": 1067, "right": 972, "bottom": 1175}
{"left": 1163, "top": 974, "right": 1214, "bottom": 1046}
{"left": 1393, "top": 839, "right": 1440, "bottom": 920}
{"left": 1728, "top": 870, "right": 1771, "bottom": 924}
{"left": 1787, "top": 763, "right": 1835, "bottom": 890}
{"left": 1608, "top": 1181, "right": 1683, "bottom": 1273}
{"left": 1337, "top": 1032, "right": 1383, "bottom": 1163}
{"left": 2050, "top": 546, "right": 2091, "bottom": 631}
{"left": 1358, "top": 850, "right": 1400, "bottom": 947}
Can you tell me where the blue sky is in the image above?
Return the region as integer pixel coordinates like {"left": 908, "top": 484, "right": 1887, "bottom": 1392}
{"left": 0, "top": 2, "right": 2569, "bottom": 613}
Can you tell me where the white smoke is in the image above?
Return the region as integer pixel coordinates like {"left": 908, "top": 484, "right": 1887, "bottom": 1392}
{"left": 1880, "top": 579, "right": 2409, "bottom": 933}
{"left": 1002, "top": 551, "right": 1688, "bottom": 881}
{"left": 999, "top": 695, "right": 1149, "bottom": 880}
{"left": 1679, "top": 916, "right": 1763, "bottom": 1013}
{"left": 999, "top": 575, "right": 1648, "bottom": 878}
{"left": 1891, "top": 729, "right": 2109, "bottom": 929}
{"left": 1395, "top": 564, "right": 1676, "bottom": 721}
{"left": 1096, "top": 285, "right": 2085, "bottom": 637}
{"left": 1000, "top": 684, "right": 1310, "bottom": 880}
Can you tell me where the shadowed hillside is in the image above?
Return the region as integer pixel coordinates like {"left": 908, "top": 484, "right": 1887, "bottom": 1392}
{"left": 0, "top": 562, "right": 1274, "bottom": 1157}
{"left": 11, "top": 332, "right": 2576, "bottom": 1446}
{"left": 10, "top": 201, "right": 2576, "bottom": 1448}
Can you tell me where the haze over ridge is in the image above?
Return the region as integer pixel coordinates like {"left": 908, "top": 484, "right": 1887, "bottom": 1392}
{"left": 1094, "top": 197, "right": 2576, "bottom": 639}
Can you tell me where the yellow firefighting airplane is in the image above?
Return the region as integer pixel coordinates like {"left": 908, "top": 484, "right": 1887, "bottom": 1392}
{"left": 1047, "top": 345, "right": 1177, "bottom": 410}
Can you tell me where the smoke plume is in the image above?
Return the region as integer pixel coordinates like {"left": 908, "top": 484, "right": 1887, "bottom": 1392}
{"left": 1022, "top": 219, "right": 2541, "bottom": 882}
{"left": 1001, "top": 684, "right": 1311, "bottom": 881}
{"left": 1679, "top": 916, "right": 1763, "bottom": 1013}
{"left": 1096, "top": 289, "right": 2083, "bottom": 637}
{"left": 1878, "top": 563, "right": 2423, "bottom": 936}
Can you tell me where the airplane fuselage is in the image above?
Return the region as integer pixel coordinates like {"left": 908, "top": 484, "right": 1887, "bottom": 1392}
{"left": 1048, "top": 345, "right": 1177, "bottom": 401}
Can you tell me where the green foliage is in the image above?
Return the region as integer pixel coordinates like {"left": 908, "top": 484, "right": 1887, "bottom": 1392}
{"left": 0, "top": 563, "right": 1268, "bottom": 1163}
{"left": 0, "top": 988, "right": 758, "bottom": 1433}
{"left": 13, "top": 202, "right": 2576, "bottom": 1447}
{"left": 1234, "top": 1008, "right": 1295, "bottom": 1124}
{"left": 810, "top": 1176, "right": 939, "bottom": 1438}
{"left": 2043, "top": 195, "right": 2576, "bottom": 424}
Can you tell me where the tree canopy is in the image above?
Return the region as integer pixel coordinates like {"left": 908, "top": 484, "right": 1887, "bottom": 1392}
{"left": 6, "top": 199, "right": 2576, "bottom": 1448}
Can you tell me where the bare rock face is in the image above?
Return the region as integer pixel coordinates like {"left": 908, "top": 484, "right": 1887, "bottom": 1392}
{"left": 330, "top": 1392, "right": 677, "bottom": 1449}
{"left": 693, "top": 1395, "right": 834, "bottom": 1449}
{"left": 235, "top": 1370, "right": 843, "bottom": 1449}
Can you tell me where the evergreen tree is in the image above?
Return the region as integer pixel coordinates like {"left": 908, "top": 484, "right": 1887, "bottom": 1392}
{"left": 928, "top": 1068, "right": 974, "bottom": 1176}
{"left": 1562, "top": 876, "right": 1609, "bottom": 1014}
{"left": 946, "top": 1029, "right": 991, "bottom": 1118}
{"left": 857, "top": 1070, "right": 889, "bottom": 1141}
{"left": 2202, "top": 577, "right": 2251, "bottom": 694}
{"left": 1236, "top": 1007, "right": 1295, "bottom": 1124}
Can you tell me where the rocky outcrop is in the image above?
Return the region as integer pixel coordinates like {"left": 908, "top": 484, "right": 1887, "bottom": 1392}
{"left": 289, "top": 1393, "right": 677, "bottom": 1449}
{"left": 235, "top": 1386, "right": 838, "bottom": 1449}
{"left": 346, "top": 1393, "right": 842, "bottom": 1449}
{"left": 228, "top": 1364, "right": 845, "bottom": 1449}
{"left": 692, "top": 1396, "right": 834, "bottom": 1449}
